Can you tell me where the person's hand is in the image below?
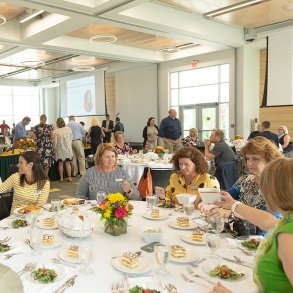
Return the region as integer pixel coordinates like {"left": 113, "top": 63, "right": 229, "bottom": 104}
{"left": 122, "top": 180, "right": 131, "bottom": 193}
{"left": 154, "top": 186, "right": 165, "bottom": 200}
{"left": 214, "top": 191, "right": 236, "bottom": 210}
{"left": 200, "top": 204, "right": 220, "bottom": 217}
{"left": 210, "top": 282, "right": 232, "bottom": 293}
{"left": 204, "top": 138, "right": 211, "bottom": 147}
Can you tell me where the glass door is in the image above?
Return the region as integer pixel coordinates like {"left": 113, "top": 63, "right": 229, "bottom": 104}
{"left": 180, "top": 104, "right": 218, "bottom": 141}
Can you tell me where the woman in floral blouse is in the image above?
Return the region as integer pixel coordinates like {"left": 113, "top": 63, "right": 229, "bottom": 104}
{"left": 113, "top": 131, "right": 133, "bottom": 155}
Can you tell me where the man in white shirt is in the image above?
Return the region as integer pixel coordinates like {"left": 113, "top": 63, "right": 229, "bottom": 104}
{"left": 67, "top": 115, "right": 86, "bottom": 176}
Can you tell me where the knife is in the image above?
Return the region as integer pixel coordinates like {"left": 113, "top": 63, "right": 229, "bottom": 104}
{"left": 221, "top": 257, "right": 253, "bottom": 268}
{"left": 54, "top": 275, "right": 78, "bottom": 293}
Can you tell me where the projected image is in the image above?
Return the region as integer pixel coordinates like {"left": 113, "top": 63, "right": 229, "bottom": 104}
{"left": 83, "top": 89, "right": 94, "bottom": 112}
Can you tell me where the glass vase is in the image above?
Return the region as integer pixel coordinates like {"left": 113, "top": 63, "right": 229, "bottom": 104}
{"left": 104, "top": 219, "right": 127, "bottom": 236}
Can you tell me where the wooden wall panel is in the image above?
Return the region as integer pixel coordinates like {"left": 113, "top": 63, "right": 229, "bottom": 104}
{"left": 105, "top": 76, "right": 116, "bottom": 120}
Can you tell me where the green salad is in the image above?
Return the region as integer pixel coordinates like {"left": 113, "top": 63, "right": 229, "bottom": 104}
{"left": 157, "top": 201, "right": 176, "bottom": 208}
{"left": 0, "top": 244, "right": 11, "bottom": 253}
{"left": 129, "top": 286, "right": 161, "bottom": 293}
{"left": 209, "top": 265, "right": 245, "bottom": 280}
{"left": 241, "top": 238, "right": 261, "bottom": 250}
{"left": 12, "top": 219, "right": 28, "bottom": 228}
{"left": 31, "top": 268, "right": 58, "bottom": 283}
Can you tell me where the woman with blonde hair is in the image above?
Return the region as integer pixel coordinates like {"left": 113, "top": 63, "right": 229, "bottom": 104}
{"left": 76, "top": 143, "right": 139, "bottom": 200}
{"left": 277, "top": 125, "right": 293, "bottom": 157}
{"left": 87, "top": 117, "right": 104, "bottom": 155}
{"left": 182, "top": 128, "right": 199, "bottom": 147}
{"left": 211, "top": 158, "right": 293, "bottom": 293}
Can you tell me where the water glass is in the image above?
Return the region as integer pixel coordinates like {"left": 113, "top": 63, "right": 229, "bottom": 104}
{"left": 154, "top": 244, "right": 169, "bottom": 275}
{"left": 183, "top": 204, "right": 194, "bottom": 218}
{"left": 146, "top": 195, "right": 157, "bottom": 209}
{"left": 210, "top": 216, "right": 225, "bottom": 233}
{"left": 96, "top": 192, "right": 106, "bottom": 204}
{"left": 51, "top": 199, "right": 61, "bottom": 214}
{"left": 206, "top": 229, "right": 221, "bottom": 256}
{"left": 29, "top": 227, "right": 42, "bottom": 255}
{"left": 79, "top": 244, "right": 93, "bottom": 274}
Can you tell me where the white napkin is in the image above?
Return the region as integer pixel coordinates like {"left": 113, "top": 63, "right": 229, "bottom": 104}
{"left": 226, "top": 238, "right": 239, "bottom": 248}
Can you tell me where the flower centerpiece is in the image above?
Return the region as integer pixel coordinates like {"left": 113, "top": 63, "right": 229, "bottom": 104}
{"left": 153, "top": 145, "right": 165, "bottom": 159}
{"left": 91, "top": 192, "right": 133, "bottom": 236}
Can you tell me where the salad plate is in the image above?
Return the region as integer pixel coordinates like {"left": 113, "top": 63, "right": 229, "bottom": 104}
{"left": 26, "top": 265, "right": 65, "bottom": 284}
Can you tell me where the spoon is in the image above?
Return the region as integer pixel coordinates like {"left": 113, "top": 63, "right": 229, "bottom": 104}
{"left": 24, "top": 239, "right": 33, "bottom": 250}
{"left": 191, "top": 257, "right": 206, "bottom": 267}
{"left": 52, "top": 258, "right": 77, "bottom": 268}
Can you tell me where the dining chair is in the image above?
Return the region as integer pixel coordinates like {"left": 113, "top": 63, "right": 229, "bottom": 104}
{"left": 0, "top": 190, "right": 13, "bottom": 220}
{"left": 150, "top": 168, "right": 173, "bottom": 191}
{"left": 214, "top": 161, "right": 239, "bottom": 190}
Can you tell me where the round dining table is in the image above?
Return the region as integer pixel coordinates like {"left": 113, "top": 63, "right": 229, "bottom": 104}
{"left": 0, "top": 201, "right": 258, "bottom": 293}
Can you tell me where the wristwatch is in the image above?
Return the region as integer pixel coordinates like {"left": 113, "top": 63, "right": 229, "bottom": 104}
{"left": 231, "top": 201, "right": 242, "bottom": 214}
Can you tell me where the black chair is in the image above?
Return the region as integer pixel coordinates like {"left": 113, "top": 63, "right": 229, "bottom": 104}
{"left": 0, "top": 191, "right": 13, "bottom": 220}
{"left": 150, "top": 168, "right": 173, "bottom": 190}
{"left": 214, "top": 161, "right": 239, "bottom": 190}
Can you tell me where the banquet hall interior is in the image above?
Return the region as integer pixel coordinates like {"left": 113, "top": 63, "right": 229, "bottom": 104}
{"left": 0, "top": 1, "right": 293, "bottom": 292}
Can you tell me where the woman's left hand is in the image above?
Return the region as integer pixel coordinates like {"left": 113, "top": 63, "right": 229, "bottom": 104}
{"left": 122, "top": 180, "right": 131, "bottom": 193}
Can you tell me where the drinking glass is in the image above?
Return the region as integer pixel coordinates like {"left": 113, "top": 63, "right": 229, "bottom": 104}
{"left": 210, "top": 216, "right": 225, "bottom": 233}
{"left": 29, "top": 227, "right": 42, "bottom": 255}
{"left": 146, "top": 195, "right": 157, "bottom": 210}
{"left": 96, "top": 192, "right": 106, "bottom": 204}
{"left": 154, "top": 244, "right": 169, "bottom": 275}
{"left": 183, "top": 204, "right": 194, "bottom": 218}
{"left": 79, "top": 244, "right": 93, "bottom": 274}
{"left": 51, "top": 199, "right": 61, "bottom": 214}
{"left": 206, "top": 229, "right": 221, "bottom": 256}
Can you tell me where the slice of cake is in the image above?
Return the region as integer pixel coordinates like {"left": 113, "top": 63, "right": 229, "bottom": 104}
{"left": 42, "top": 234, "right": 54, "bottom": 245}
{"left": 121, "top": 252, "right": 139, "bottom": 268}
{"left": 176, "top": 216, "right": 189, "bottom": 227}
{"left": 67, "top": 245, "right": 79, "bottom": 258}
{"left": 151, "top": 208, "right": 160, "bottom": 218}
{"left": 44, "top": 217, "right": 55, "bottom": 227}
{"left": 170, "top": 245, "right": 187, "bottom": 258}
{"left": 192, "top": 230, "right": 205, "bottom": 242}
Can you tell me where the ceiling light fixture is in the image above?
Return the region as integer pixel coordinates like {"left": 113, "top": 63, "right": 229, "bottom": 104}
{"left": 89, "top": 34, "right": 117, "bottom": 44}
{"left": 204, "top": 0, "right": 271, "bottom": 17}
{"left": 156, "top": 47, "right": 180, "bottom": 54}
{"left": 72, "top": 66, "right": 95, "bottom": 72}
{"left": 18, "top": 9, "right": 44, "bottom": 23}
{"left": 20, "top": 61, "right": 46, "bottom": 67}
{"left": 0, "top": 15, "right": 6, "bottom": 26}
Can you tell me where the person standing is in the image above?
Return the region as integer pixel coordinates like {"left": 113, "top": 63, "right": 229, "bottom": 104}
{"left": 142, "top": 117, "right": 159, "bottom": 150}
{"left": 32, "top": 114, "right": 54, "bottom": 176}
{"left": 14, "top": 116, "right": 31, "bottom": 140}
{"left": 87, "top": 117, "right": 105, "bottom": 155}
{"left": 277, "top": 125, "right": 293, "bottom": 158}
{"left": 102, "top": 114, "right": 114, "bottom": 143}
{"left": 159, "top": 109, "right": 182, "bottom": 153}
{"left": 67, "top": 115, "right": 86, "bottom": 177}
{"left": 0, "top": 120, "right": 10, "bottom": 136}
{"left": 113, "top": 117, "right": 124, "bottom": 133}
{"left": 258, "top": 120, "right": 279, "bottom": 147}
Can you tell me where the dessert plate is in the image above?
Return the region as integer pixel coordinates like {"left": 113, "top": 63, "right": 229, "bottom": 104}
{"left": 112, "top": 256, "right": 151, "bottom": 275}
{"left": 169, "top": 250, "right": 199, "bottom": 263}
{"left": 180, "top": 234, "right": 207, "bottom": 245}
{"left": 58, "top": 249, "right": 82, "bottom": 264}
{"left": 35, "top": 217, "right": 58, "bottom": 230}
{"left": 40, "top": 236, "right": 63, "bottom": 249}
{"left": 141, "top": 212, "right": 169, "bottom": 220}
{"left": 168, "top": 220, "right": 197, "bottom": 230}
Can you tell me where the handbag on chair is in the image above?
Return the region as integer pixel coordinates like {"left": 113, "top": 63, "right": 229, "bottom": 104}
{"left": 137, "top": 167, "right": 153, "bottom": 199}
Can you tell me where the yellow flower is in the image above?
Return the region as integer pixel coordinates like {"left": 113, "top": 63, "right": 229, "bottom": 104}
{"left": 103, "top": 209, "right": 112, "bottom": 218}
{"left": 108, "top": 193, "right": 125, "bottom": 203}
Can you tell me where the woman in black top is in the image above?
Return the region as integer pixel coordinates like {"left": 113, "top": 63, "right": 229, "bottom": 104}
{"left": 277, "top": 125, "right": 292, "bottom": 157}
{"left": 87, "top": 117, "right": 105, "bottom": 155}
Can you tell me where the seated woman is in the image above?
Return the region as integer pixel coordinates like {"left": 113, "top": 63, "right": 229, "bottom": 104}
{"left": 277, "top": 125, "right": 293, "bottom": 158}
{"left": 156, "top": 146, "right": 219, "bottom": 206}
{"left": 212, "top": 158, "right": 293, "bottom": 293}
{"left": 0, "top": 151, "right": 50, "bottom": 211}
{"left": 201, "top": 137, "right": 283, "bottom": 234}
{"left": 181, "top": 128, "right": 199, "bottom": 147}
{"left": 113, "top": 131, "right": 133, "bottom": 155}
{"left": 76, "top": 143, "right": 140, "bottom": 200}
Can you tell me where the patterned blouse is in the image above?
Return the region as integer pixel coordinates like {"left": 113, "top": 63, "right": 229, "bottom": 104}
{"left": 114, "top": 142, "right": 133, "bottom": 155}
{"left": 182, "top": 136, "right": 198, "bottom": 147}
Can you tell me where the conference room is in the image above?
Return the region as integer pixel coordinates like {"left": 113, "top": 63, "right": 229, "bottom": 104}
{"left": 0, "top": 1, "right": 293, "bottom": 292}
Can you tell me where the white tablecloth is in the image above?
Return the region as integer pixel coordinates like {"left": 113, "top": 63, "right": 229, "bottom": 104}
{"left": 0, "top": 202, "right": 258, "bottom": 293}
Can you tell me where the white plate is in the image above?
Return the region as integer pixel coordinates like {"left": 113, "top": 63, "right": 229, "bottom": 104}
{"left": 180, "top": 234, "right": 207, "bottom": 245}
{"left": 168, "top": 220, "right": 197, "bottom": 230}
{"left": 141, "top": 212, "right": 169, "bottom": 220}
{"left": 112, "top": 256, "right": 151, "bottom": 275}
{"left": 13, "top": 206, "right": 43, "bottom": 217}
{"left": 40, "top": 236, "right": 64, "bottom": 249}
{"left": 25, "top": 265, "right": 65, "bottom": 284}
{"left": 127, "top": 276, "right": 159, "bottom": 291}
{"left": 169, "top": 249, "right": 199, "bottom": 263}
{"left": 58, "top": 249, "right": 82, "bottom": 264}
{"left": 201, "top": 260, "right": 249, "bottom": 281}
{"left": 35, "top": 218, "right": 58, "bottom": 230}
{"left": 62, "top": 198, "right": 87, "bottom": 207}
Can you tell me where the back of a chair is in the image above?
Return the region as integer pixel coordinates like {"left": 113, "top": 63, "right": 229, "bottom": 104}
{"left": 150, "top": 168, "right": 173, "bottom": 190}
{"left": 0, "top": 191, "right": 13, "bottom": 220}
{"left": 214, "top": 161, "right": 239, "bottom": 190}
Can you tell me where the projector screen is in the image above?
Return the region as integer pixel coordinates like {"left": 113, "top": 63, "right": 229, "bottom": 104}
{"left": 60, "top": 71, "right": 106, "bottom": 117}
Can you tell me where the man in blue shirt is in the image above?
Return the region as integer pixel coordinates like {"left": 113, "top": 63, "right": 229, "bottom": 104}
{"left": 14, "top": 116, "right": 31, "bottom": 140}
{"left": 67, "top": 115, "right": 86, "bottom": 176}
{"left": 159, "top": 109, "right": 182, "bottom": 153}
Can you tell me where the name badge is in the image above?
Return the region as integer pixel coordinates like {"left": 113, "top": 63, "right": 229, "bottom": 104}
{"left": 32, "top": 190, "right": 41, "bottom": 195}
{"left": 191, "top": 185, "right": 198, "bottom": 190}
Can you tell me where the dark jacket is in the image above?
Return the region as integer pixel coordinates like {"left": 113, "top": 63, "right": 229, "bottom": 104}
{"left": 142, "top": 125, "right": 159, "bottom": 148}
{"left": 102, "top": 119, "right": 114, "bottom": 132}
{"left": 258, "top": 130, "right": 279, "bottom": 147}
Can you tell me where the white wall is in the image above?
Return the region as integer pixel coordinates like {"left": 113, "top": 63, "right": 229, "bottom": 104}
{"left": 115, "top": 64, "right": 158, "bottom": 142}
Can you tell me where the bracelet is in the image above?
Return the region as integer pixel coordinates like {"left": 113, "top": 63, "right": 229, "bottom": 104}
{"left": 231, "top": 201, "right": 242, "bottom": 214}
{"left": 127, "top": 189, "right": 132, "bottom": 194}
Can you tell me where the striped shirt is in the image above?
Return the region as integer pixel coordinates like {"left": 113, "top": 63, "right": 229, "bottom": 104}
{"left": 75, "top": 166, "right": 140, "bottom": 200}
{"left": 0, "top": 173, "right": 50, "bottom": 212}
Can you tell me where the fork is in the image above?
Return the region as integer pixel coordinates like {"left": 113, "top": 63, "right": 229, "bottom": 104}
{"left": 24, "top": 239, "right": 33, "bottom": 250}
{"left": 0, "top": 236, "right": 11, "bottom": 243}
{"left": 191, "top": 257, "right": 206, "bottom": 267}
{"left": 3, "top": 252, "right": 23, "bottom": 259}
{"left": 186, "top": 266, "right": 216, "bottom": 285}
{"left": 181, "top": 273, "right": 212, "bottom": 289}
{"left": 17, "top": 262, "right": 36, "bottom": 276}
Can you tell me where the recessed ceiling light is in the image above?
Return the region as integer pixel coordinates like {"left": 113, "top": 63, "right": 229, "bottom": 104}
{"left": 20, "top": 61, "right": 46, "bottom": 67}
{"left": 0, "top": 15, "right": 6, "bottom": 25}
{"left": 72, "top": 66, "right": 95, "bottom": 72}
{"left": 156, "top": 47, "right": 180, "bottom": 54}
{"left": 89, "top": 34, "right": 117, "bottom": 44}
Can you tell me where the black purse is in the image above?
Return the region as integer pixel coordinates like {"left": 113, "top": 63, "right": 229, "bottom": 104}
{"left": 224, "top": 217, "right": 257, "bottom": 238}
{"left": 0, "top": 191, "right": 13, "bottom": 220}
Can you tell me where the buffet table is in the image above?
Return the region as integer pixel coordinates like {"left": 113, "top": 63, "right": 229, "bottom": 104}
{"left": 0, "top": 201, "right": 257, "bottom": 293}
